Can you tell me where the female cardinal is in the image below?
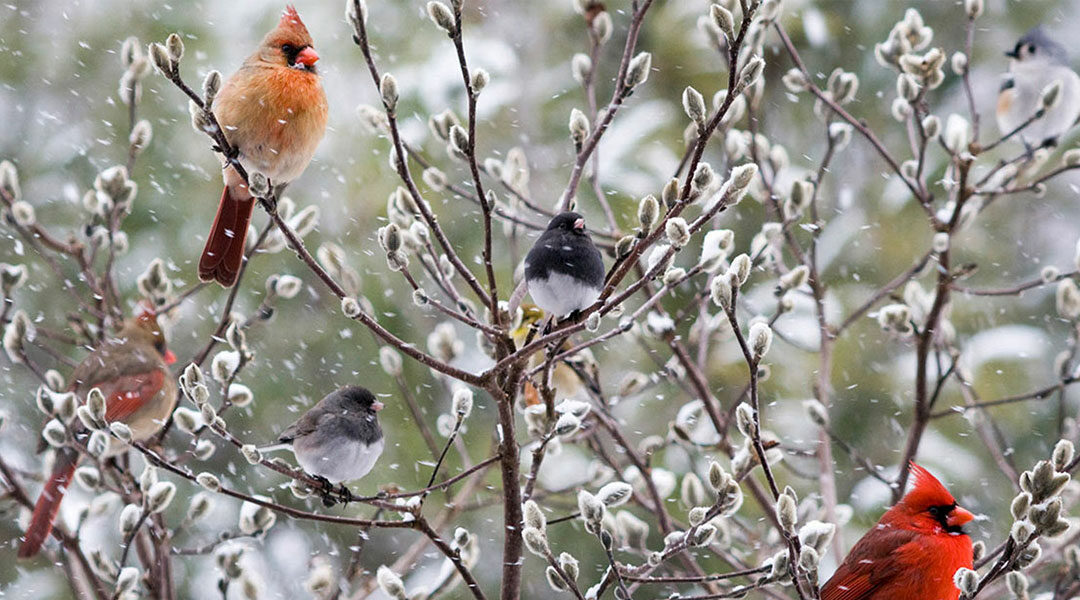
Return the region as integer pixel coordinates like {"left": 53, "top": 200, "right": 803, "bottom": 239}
{"left": 18, "top": 306, "right": 177, "bottom": 558}
{"left": 199, "top": 5, "right": 328, "bottom": 286}
{"left": 821, "top": 463, "right": 975, "bottom": 600}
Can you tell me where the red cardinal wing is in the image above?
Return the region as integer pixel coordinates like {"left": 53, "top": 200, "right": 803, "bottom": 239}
{"left": 822, "top": 527, "right": 921, "bottom": 600}
{"left": 95, "top": 369, "right": 167, "bottom": 422}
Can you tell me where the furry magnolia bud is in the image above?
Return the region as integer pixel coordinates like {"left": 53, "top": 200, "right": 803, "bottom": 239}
{"left": 665, "top": 217, "right": 691, "bottom": 248}
{"left": 710, "top": 4, "right": 735, "bottom": 42}
{"left": 452, "top": 387, "right": 474, "bottom": 419}
{"left": 776, "top": 493, "right": 798, "bottom": 534}
{"left": 568, "top": 108, "right": 590, "bottom": 146}
{"left": 954, "top": 568, "right": 978, "bottom": 596}
{"left": 376, "top": 565, "right": 406, "bottom": 599}
{"left": 682, "top": 86, "right": 707, "bottom": 127}
{"left": 749, "top": 322, "right": 773, "bottom": 361}
{"left": 380, "top": 73, "right": 399, "bottom": 111}
{"left": 426, "top": 1, "right": 456, "bottom": 33}
{"left": 625, "top": 52, "right": 652, "bottom": 89}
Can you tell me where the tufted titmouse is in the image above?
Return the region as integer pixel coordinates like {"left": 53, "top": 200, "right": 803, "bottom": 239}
{"left": 997, "top": 27, "right": 1080, "bottom": 148}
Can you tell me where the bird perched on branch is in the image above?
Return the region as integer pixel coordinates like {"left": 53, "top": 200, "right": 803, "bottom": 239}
{"left": 821, "top": 463, "right": 974, "bottom": 600}
{"left": 524, "top": 212, "right": 605, "bottom": 320}
{"left": 997, "top": 27, "right": 1080, "bottom": 149}
{"left": 200, "top": 5, "right": 328, "bottom": 287}
{"left": 262, "top": 387, "right": 385, "bottom": 492}
{"left": 19, "top": 306, "right": 177, "bottom": 558}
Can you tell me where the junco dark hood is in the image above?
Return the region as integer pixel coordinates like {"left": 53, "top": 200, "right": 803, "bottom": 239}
{"left": 265, "top": 386, "right": 385, "bottom": 484}
{"left": 524, "top": 212, "right": 605, "bottom": 318}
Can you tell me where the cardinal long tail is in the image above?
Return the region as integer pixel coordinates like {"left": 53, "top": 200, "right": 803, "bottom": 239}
{"left": 198, "top": 186, "right": 255, "bottom": 287}
{"left": 18, "top": 450, "right": 78, "bottom": 558}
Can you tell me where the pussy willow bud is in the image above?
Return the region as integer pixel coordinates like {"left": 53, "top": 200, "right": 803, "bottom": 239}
{"left": 376, "top": 565, "right": 406, "bottom": 599}
{"left": 798, "top": 546, "right": 820, "bottom": 572}
{"left": 524, "top": 499, "right": 546, "bottom": 531}
{"left": 922, "top": 115, "right": 941, "bottom": 139}
{"left": 710, "top": 4, "right": 735, "bottom": 42}
{"left": 523, "top": 527, "right": 549, "bottom": 556}
{"left": 739, "top": 56, "right": 766, "bottom": 91}
{"left": 380, "top": 73, "right": 399, "bottom": 111}
{"left": 110, "top": 422, "right": 132, "bottom": 443}
{"left": 1042, "top": 80, "right": 1062, "bottom": 110}
{"left": 43, "top": 419, "right": 67, "bottom": 447}
{"left": 470, "top": 68, "right": 489, "bottom": 94}
{"left": 615, "top": 235, "right": 636, "bottom": 258}
{"left": 426, "top": 1, "right": 456, "bottom": 33}
{"left": 951, "top": 52, "right": 968, "bottom": 76}
{"left": 597, "top": 482, "right": 633, "bottom": 507}
{"left": 165, "top": 33, "right": 184, "bottom": 63}
{"left": 943, "top": 114, "right": 971, "bottom": 154}
{"left": 735, "top": 403, "right": 756, "bottom": 437}
{"left": 571, "top": 53, "right": 591, "bottom": 86}
{"left": 196, "top": 472, "right": 221, "bottom": 491}
{"left": 0, "top": 161, "right": 19, "bottom": 201}
{"left": 683, "top": 86, "right": 707, "bottom": 127}
{"left": 749, "top": 322, "right": 773, "bottom": 361}
{"left": 1053, "top": 439, "right": 1074, "bottom": 471}
{"left": 11, "top": 201, "right": 34, "bottom": 227}
{"left": 149, "top": 42, "right": 171, "bottom": 74}
{"left": 87, "top": 387, "right": 107, "bottom": 422}
{"left": 776, "top": 493, "right": 798, "bottom": 534}
{"left": 119, "top": 503, "right": 142, "bottom": 536}
{"left": 804, "top": 399, "right": 829, "bottom": 426}
{"left": 568, "top": 108, "right": 590, "bottom": 145}
{"left": 665, "top": 217, "right": 691, "bottom": 248}
{"left": 625, "top": 52, "right": 652, "bottom": 89}
{"left": 779, "top": 265, "right": 809, "bottom": 291}
{"left": 637, "top": 194, "right": 660, "bottom": 233}
{"left": 146, "top": 481, "right": 176, "bottom": 513}
{"left": 964, "top": 0, "right": 983, "bottom": 18}
{"left": 452, "top": 387, "right": 474, "bottom": 419}
{"left": 202, "top": 70, "right": 222, "bottom": 106}
{"left": 954, "top": 568, "right": 978, "bottom": 595}
{"left": 729, "top": 253, "right": 751, "bottom": 286}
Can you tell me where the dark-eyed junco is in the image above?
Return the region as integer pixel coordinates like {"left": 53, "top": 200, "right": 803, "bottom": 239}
{"left": 998, "top": 27, "right": 1080, "bottom": 148}
{"left": 264, "top": 386, "right": 385, "bottom": 485}
{"left": 524, "top": 212, "right": 605, "bottom": 319}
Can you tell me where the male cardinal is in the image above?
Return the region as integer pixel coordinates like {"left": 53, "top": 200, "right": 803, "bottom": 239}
{"left": 199, "top": 5, "right": 328, "bottom": 286}
{"left": 18, "top": 307, "right": 177, "bottom": 558}
{"left": 821, "top": 463, "right": 975, "bottom": 600}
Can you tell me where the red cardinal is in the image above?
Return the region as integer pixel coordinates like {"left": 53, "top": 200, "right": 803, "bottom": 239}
{"left": 821, "top": 463, "right": 975, "bottom": 600}
{"left": 199, "top": 5, "right": 328, "bottom": 286}
{"left": 18, "top": 307, "right": 177, "bottom": 558}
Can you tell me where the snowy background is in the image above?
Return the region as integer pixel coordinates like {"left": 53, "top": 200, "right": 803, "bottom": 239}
{"left": 3, "top": 0, "right": 1080, "bottom": 597}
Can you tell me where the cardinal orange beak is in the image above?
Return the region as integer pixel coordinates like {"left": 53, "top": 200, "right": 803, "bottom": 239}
{"left": 372, "top": 401, "right": 385, "bottom": 412}
{"left": 296, "top": 47, "right": 319, "bottom": 67}
{"left": 164, "top": 350, "right": 177, "bottom": 365}
{"left": 947, "top": 506, "right": 975, "bottom": 527}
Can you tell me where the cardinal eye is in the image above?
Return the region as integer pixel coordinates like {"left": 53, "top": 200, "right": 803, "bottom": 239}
{"left": 154, "top": 339, "right": 167, "bottom": 355}
{"left": 282, "top": 44, "right": 295, "bottom": 54}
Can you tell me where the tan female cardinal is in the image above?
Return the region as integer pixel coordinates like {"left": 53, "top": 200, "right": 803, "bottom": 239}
{"left": 18, "top": 307, "right": 177, "bottom": 558}
{"left": 199, "top": 5, "right": 328, "bottom": 286}
{"left": 821, "top": 463, "right": 975, "bottom": 600}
